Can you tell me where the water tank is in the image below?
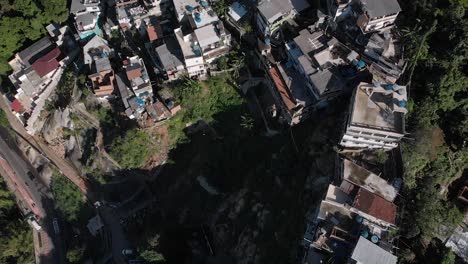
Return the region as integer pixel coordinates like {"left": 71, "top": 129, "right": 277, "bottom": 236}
{"left": 265, "top": 38, "right": 271, "bottom": 45}
{"left": 371, "top": 235, "right": 379, "bottom": 243}
{"left": 356, "top": 60, "right": 365, "bottom": 69}
{"left": 200, "top": 0, "right": 208, "bottom": 7}
{"left": 194, "top": 12, "right": 202, "bottom": 23}
{"left": 398, "top": 100, "right": 407, "bottom": 107}
{"left": 185, "top": 5, "right": 194, "bottom": 11}
{"left": 382, "top": 84, "right": 393, "bottom": 90}
{"left": 361, "top": 230, "right": 369, "bottom": 238}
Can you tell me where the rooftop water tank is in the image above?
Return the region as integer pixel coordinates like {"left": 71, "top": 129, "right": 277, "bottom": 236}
{"left": 383, "top": 84, "right": 393, "bottom": 90}
{"left": 356, "top": 215, "right": 363, "bottom": 223}
{"left": 194, "top": 12, "right": 202, "bottom": 23}
{"left": 200, "top": 0, "right": 208, "bottom": 7}
{"left": 265, "top": 38, "right": 271, "bottom": 45}
{"left": 398, "top": 100, "right": 407, "bottom": 107}
{"left": 371, "top": 235, "right": 379, "bottom": 244}
{"left": 356, "top": 60, "right": 366, "bottom": 69}
{"left": 361, "top": 230, "right": 369, "bottom": 238}
{"left": 185, "top": 5, "right": 194, "bottom": 11}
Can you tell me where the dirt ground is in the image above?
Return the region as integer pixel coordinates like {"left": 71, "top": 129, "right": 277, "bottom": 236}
{"left": 143, "top": 123, "right": 173, "bottom": 170}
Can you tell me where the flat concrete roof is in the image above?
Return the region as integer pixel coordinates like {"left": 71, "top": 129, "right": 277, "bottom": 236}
{"left": 350, "top": 83, "right": 404, "bottom": 133}
{"left": 352, "top": 237, "right": 397, "bottom": 264}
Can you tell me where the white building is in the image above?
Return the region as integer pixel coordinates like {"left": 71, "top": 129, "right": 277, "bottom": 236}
{"left": 70, "top": 0, "right": 101, "bottom": 39}
{"left": 256, "top": 0, "right": 310, "bottom": 37}
{"left": 340, "top": 82, "right": 407, "bottom": 150}
{"left": 174, "top": 28, "right": 206, "bottom": 77}
{"left": 329, "top": 0, "right": 401, "bottom": 33}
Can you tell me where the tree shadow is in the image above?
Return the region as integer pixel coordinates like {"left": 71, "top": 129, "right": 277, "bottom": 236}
{"left": 96, "top": 95, "right": 349, "bottom": 263}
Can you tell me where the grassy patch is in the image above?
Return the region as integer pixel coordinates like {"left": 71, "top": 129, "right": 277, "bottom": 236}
{"left": 0, "top": 109, "right": 9, "bottom": 127}
{"left": 109, "top": 129, "right": 159, "bottom": 169}
{"left": 167, "top": 74, "right": 244, "bottom": 144}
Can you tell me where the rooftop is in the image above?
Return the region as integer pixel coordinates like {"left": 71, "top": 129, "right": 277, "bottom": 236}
{"left": 228, "top": 2, "right": 247, "bottom": 22}
{"left": 258, "top": 0, "right": 309, "bottom": 23}
{"left": 83, "top": 35, "right": 111, "bottom": 65}
{"left": 155, "top": 42, "right": 184, "bottom": 70}
{"left": 31, "top": 47, "right": 62, "bottom": 77}
{"left": 352, "top": 188, "right": 397, "bottom": 225}
{"left": 95, "top": 57, "right": 112, "bottom": 73}
{"left": 190, "top": 8, "right": 219, "bottom": 28}
{"left": 359, "top": 0, "right": 401, "bottom": 18}
{"left": 351, "top": 236, "right": 397, "bottom": 264}
{"left": 350, "top": 82, "right": 407, "bottom": 133}
{"left": 194, "top": 24, "right": 220, "bottom": 47}
{"left": 76, "top": 12, "right": 98, "bottom": 27}
{"left": 173, "top": 0, "right": 199, "bottom": 19}
{"left": 342, "top": 159, "right": 397, "bottom": 201}
{"left": 70, "top": 0, "right": 100, "bottom": 14}
{"left": 174, "top": 28, "right": 201, "bottom": 58}
{"left": 268, "top": 66, "right": 296, "bottom": 111}
{"left": 17, "top": 37, "right": 53, "bottom": 67}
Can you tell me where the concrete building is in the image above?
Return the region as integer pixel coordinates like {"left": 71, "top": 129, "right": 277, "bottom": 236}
{"left": 286, "top": 29, "right": 359, "bottom": 102}
{"left": 83, "top": 35, "right": 114, "bottom": 67}
{"left": 123, "top": 56, "right": 152, "bottom": 97}
{"left": 329, "top": 0, "right": 400, "bottom": 33}
{"left": 355, "top": 0, "right": 401, "bottom": 33}
{"left": 351, "top": 236, "right": 397, "bottom": 264}
{"left": 308, "top": 184, "right": 398, "bottom": 262}
{"left": 193, "top": 22, "right": 231, "bottom": 63}
{"left": 174, "top": 27, "right": 206, "bottom": 77}
{"left": 89, "top": 57, "right": 115, "bottom": 97}
{"left": 154, "top": 38, "right": 185, "bottom": 81}
{"left": 115, "top": 73, "right": 145, "bottom": 119}
{"left": 340, "top": 82, "right": 407, "bottom": 150}
{"left": 116, "top": 0, "right": 148, "bottom": 30}
{"left": 340, "top": 158, "right": 397, "bottom": 202}
{"left": 256, "top": 0, "right": 310, "bottom": 37}
{"left": 70, "top": 0, "right": 101, "bottom": 39}
{"left": 364, "top": 32, "right": 405, "bottom": 84}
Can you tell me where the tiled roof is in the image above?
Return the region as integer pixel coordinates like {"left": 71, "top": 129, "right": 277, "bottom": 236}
{"left": 147, "top": 24, "right": 162, "bottom": 42}
{"left": 126, "top": 64, "right": 142, "bottom": 80}
{"left": 31, "top": 47, "right": 61, "bottom": 77}
{"left": 268, "top": 66, "right": 296, "bottom": 111}
{"left": 11, "top": 99, "right": 24, "bottom": 113}
{"left": 352, "top": 188, "right": 396, "bottom": 225}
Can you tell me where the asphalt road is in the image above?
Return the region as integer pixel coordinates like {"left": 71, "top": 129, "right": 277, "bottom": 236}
{"left": 0, "top": 130, "right": 65, "bottom": 263}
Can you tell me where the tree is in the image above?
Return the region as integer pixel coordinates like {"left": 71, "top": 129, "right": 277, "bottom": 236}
{"left": 50, "top": 173, "right": 85, "bottom": 223}
{"left": 441, "top": 250, "right": 455, "bottom": 264}
{"left": 0, "top": 0, "right": 68, "bottom": 75}
{"left": 66, "top": 245, "right": 85, "bottom": 263}
{"left": 109, "top": 129, "right": 158, "bottom": 169}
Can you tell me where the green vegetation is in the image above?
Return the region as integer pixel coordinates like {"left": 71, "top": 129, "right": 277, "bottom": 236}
{"left": 0, "top": 0, "right": 68, "bottom": 75}
{"left": 0, "top": 176, "right": 34, "bottom": 263}
{"left": 109, "top": 129, "right": 158, "bottom": 169}
{"left": 66, "top": 244, "right": 85, "bottom": 264}
{"left": 50, "top": 172, "right": 85, "bottom": 223}
{"left": 0, "top": 109, "right": 10, "bottom": 128}
{"left": 139, "top": 235, "right": 165, "bottom": 264}
{"left": 168, "top": 74, "right": 244, "bottom": 144}
{"left": 47, "top": 70, "right": 76, "bottom": 110}
{"left": 398, "top": 0, "right": 467, "bottom": 262}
